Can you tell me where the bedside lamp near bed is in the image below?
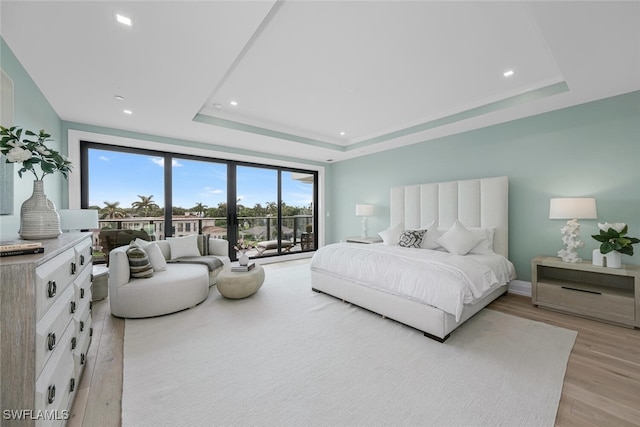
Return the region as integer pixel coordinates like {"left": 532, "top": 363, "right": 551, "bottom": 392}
{"left": 549, "top": 197, "right": 597, "bottom": 263}
{"left": 356, "top": 204, "right": 374, "bottom": 238}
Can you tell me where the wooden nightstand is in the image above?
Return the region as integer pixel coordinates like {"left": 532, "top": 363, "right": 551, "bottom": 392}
{"left": 531, "top": 256, "right": 640, "bottom": 328}
{"left": 345, "top": 236, "right": 382, "bottom": 244}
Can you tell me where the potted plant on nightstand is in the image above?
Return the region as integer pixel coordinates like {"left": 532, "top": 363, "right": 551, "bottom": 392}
{"left": 591, "top": 223, "right": 639, "bottom": 268}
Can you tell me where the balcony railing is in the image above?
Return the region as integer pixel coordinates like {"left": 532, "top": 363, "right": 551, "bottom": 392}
{"left": 95, "top": 214, "right": 315, "bottom": 259}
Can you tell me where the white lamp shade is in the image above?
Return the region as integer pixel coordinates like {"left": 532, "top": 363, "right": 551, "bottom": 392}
{"left": 355, "top": 204, "right": 374, "bottom": 217}
{"left": 58, "top": 209, "right": 99, "bottom": 231}
{"left": 549, "top": 198, "right": 597, "bottom": 220}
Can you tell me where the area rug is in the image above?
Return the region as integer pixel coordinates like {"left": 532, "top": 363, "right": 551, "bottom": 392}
{"left": 122, "top": 263, "right": 577, "bottom": 427}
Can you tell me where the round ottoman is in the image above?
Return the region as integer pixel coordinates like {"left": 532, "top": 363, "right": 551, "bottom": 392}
{"left": 217, "top": 264, "right": 265, "bottom": 299}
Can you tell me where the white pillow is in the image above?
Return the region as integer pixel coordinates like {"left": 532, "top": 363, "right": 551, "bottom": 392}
{"left": 378, "top": 222, "right": 403, "bottom": 246}
{"left": 167, "top": 234, "right": 201, "bottom": 260}
{"left": 436, "top": 220, "right": 484, "bottom": 255}
{"left": 468, "top": 227, "right": 496, "bottom": 255}
{"left": 421, "top": 220, "right": 442, "bottom": 250}
{"left": 134, "top": 238, "right": 167, "bottom": 271}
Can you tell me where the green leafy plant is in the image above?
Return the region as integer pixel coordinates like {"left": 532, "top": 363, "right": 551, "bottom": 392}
{"left": 0, "top": 126, "right": 73, "bottom": 180}
{"left": 591, "top": 222, "right": 640, "bottom": 256}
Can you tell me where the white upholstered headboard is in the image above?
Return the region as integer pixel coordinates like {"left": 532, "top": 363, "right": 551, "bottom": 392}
{"left": 390, "top": 176, "right": 509, "bottom": 258}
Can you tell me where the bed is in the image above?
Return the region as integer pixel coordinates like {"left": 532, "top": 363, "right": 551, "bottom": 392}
{"left": 310, "top": 176, "right": 516, "bottom": 342}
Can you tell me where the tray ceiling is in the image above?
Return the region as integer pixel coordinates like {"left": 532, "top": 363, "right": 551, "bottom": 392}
{"left": 1, "top": 1, "right": 638, "bottom": 163}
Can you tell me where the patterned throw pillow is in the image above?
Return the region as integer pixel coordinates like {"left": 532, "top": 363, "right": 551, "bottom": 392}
{"left": 197, "top": 234, "right": 210, "bottom": 256}
{"left": 126, "top": 243, "right": 154, "bottom": 279}
{"left": 398, "top": 229, "right": 426, "bottom": 248}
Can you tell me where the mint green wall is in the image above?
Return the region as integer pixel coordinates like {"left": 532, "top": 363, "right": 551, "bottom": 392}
{"left": 0, "top": 37, "right": 63, "bottom": 239}
{"left": 326, "top": 91, "right": 640, "bottom": 281}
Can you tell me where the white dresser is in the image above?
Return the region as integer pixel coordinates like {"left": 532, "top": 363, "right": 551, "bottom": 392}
{"left": 1, "top": 233, "right": 93, "bottom": 427}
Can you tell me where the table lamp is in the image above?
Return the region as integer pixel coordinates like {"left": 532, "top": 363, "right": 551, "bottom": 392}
{"left": 549, "top": 197, "right": 597, "bottom": 262}
{"left": 356, "top": 204, "right": 374, "bottom": 238}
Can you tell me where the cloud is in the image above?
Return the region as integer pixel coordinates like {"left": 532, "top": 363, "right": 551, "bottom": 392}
{"left": 151, "top": 158, "right": 183, "bottom": 167}
{"left": 203, "top": 187, "right": 223, "bottom": 195}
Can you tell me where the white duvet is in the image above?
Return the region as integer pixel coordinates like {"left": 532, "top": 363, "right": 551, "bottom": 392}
{"left": 310, "top": 243, "right": 516, "bottom": 321}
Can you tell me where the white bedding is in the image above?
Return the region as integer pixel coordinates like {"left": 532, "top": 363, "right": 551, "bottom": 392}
{"left": 310, "top": 243, "right": 516, "bottom": 321}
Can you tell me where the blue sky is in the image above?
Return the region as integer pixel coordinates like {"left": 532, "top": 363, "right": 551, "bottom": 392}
{"left": 88, "top": 149, "right": 313, "bottom": 210}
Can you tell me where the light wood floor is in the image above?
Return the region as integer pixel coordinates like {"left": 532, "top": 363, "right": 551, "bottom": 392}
{"left": 68, "top": 259, "right": 640, "bottom": 427}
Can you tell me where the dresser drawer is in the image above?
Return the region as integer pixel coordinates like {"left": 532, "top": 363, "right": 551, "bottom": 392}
{"left": 73, "top": 265, "right": 92, "bottom": 305}
{"left": 74, "top": 314, "right": 92, "bottom": 376}
{"left": 35, "top": 285, "right": 75, "bottom": 376}
{"left": 35, "top": 325, "right": 76, "bottom": 424}
{"left": 74, "top": 237, "right": 93, "bottom": 276}
{"left": 536, "top": 280, "right": 635, "bottom": 323}
{"left": 36, "top": 248, "right": 75, "bottom": 322}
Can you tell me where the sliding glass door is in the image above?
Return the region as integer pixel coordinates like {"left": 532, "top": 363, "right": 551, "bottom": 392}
{"left": 82, "top": 142, "right": 317, "bottom": 261}
{"left": 230, "top": 166, "right": 316, "bottom": 259}
{"left": 171, "top": 158, "right": 227, "bottom": 239}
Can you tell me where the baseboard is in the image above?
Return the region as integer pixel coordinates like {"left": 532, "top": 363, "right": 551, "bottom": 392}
{"left": 508, "top": 280, "right": 531, "bottom": 297}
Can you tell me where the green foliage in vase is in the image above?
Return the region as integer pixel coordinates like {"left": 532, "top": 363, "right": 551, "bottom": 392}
{"left": 591, "top": 222, "right": 640, "bottom": 256}
{"left": 0, "top": 126, "right": 73, "bottom": 180}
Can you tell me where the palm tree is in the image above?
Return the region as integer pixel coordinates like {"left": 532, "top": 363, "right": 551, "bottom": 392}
{"left": 132, "top": 195, "right": 159, "bottom": 217}
{"left": 191, "top": 202, "right": 208, "bottom": 217}
{"left": 100, "top": 201, "right": 127, "bottom": 219}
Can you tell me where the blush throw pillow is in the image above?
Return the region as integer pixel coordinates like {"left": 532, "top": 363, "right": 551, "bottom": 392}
{"left": 126, "top": 242, "right": 154, "bottom": 279}
{"left": 436, "top": 220, "right": 484, "bottom": 255}
{"left": 167, "top": 234, "right": 201, "bottom": 260}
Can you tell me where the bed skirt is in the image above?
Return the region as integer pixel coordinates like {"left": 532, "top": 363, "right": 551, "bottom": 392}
{"left": 311, "top": 270, "right": 508, "bottom": 342}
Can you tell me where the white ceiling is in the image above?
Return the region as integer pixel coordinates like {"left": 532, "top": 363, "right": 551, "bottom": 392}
{"left": 1, "top": 1, "right": 639, "bottom": 164}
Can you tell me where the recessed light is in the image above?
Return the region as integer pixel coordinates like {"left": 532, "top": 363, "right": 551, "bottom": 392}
{"left": 123, "top": 109, "right": 132, "bottom": 115}
{"left": 114, "top": 95, "right": 125, "bottom": 101}
{"left": 230, "top": 101, "right": 238, "bottom": 106}
{"left": 503, "top": 70, "right": 515, "bottom": 77}
{"left": 116, "top": 14, "right": 132, "bottom": 26}
{"left": 212, "top": 103, "right": 222, "bottom": 110}
{"left": 339, "top": 131, "right": 346, "bottom": 136}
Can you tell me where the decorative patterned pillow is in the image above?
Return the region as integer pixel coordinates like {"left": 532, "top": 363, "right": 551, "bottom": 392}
{"left": 126, "top": 243, "right": 154, "bottom": 279}
{"left": 398, "top": 229, "right": 426, "bottom": 248}
{"left": 197, "top": 234, "right": 210, "bottom": 256}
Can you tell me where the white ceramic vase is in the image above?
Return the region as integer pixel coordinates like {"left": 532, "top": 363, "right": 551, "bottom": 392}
{"left": 238, "top": 252, "right": 249, "bottom": 266}
{"left": 19, "top": 180, "right": 62, "bottom": 240}
{"left": 592, "top": 248, "right": 622, "bottom": 268}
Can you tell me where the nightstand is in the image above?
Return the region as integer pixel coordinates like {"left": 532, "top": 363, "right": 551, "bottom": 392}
{"left": 531, "top": 256, "right": 640, "bottom": 328}
{"left": 346, "top": 236, "right": 382, "bottom": 244}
